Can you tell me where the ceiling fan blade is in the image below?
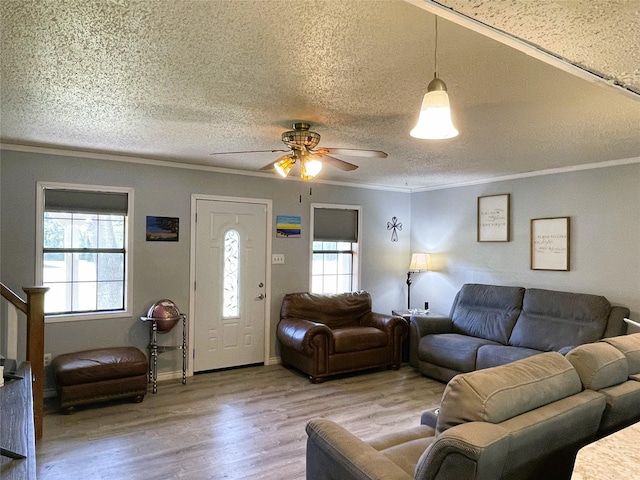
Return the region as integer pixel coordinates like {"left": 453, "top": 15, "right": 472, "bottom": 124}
{"left": 260, "top": 162, "right": 276, "bottom": 171}
{"left": 210, "top": 149, "right": 288, "bottom": 156}
{"left": 319, "top": 154, "right": 359, "bottom": 171}
{"left": 260, "top": 153, "right": 293, "bottom": 171}
{"left": 317, "top": 147, "right": 387, "bottom": 158}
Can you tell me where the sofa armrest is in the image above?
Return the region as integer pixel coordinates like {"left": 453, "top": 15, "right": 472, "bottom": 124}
{"left": 409, "top": 315, "right": 453, "bottom": 367}
{"left": 410, "top": 315, "right": 454, "bottom": 337}
{"left": 361, "top": 312, "right": 407, "bottom": 336}
{"left": 604, "top": 305, "right": 631, "bottom": 337}
{"left": 306, "top": 419, "right": 413, "bottom": 480}
{"left": 415, "top": 422, "right": 510, "bottom": 480}
{"left": 420, "top": 407, "right": 440, "bottom": 429}
{"left": 276, "top": 318, "right": 333, "bottom": 354}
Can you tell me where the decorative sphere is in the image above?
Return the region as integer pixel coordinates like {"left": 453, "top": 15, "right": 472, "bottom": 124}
{"left": 147, "top": 299, "right": 181, "bottom": 333}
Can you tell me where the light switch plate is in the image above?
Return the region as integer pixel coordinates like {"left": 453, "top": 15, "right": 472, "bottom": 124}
{"left": 272, "top": 254, "right": 285, "bottom": 264}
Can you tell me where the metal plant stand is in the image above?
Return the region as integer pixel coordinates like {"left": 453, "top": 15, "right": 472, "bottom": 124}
{"left": 140, "top": 313, "right": 187, "bottom": 394}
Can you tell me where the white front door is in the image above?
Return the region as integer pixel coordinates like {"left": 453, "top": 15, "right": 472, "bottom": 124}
{"left": 193, "top": 199, "right": 267, "bottom": 372}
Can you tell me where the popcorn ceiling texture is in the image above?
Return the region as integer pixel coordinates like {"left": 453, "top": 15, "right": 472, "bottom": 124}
{"left": 440, "top": 0, "right": 640, "bottom": 94}
{"left": 1, "top": 0, "right": 639, "bottom": 189}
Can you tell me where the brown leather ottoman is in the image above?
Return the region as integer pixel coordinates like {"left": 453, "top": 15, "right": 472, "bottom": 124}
{"left": 52, "top": 347, "right": 148, "bottom": 413}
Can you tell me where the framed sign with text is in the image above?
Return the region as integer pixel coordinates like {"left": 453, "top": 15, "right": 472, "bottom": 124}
{"left": 477, "top": 194, "right": 510, "bottom": 242}
{"left": 530, "top": 216, "right": 570, "bottom": 271}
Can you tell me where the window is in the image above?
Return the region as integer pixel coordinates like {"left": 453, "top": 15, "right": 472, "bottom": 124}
{"left": 310, "top": 205, "right": 360, "bottom": 294}
{"left": 37, "top": 183, "right": 133, "bottom": 320}
{"left": 222, "top": 229, "right": 240, "bottom": 318}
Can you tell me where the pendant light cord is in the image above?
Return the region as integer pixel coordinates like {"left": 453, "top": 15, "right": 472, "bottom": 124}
{"left": 434, "top": 15, "right": 438, "bottom": 77}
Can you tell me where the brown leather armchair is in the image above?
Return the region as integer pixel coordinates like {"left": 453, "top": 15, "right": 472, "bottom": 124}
{"left": 276, "top": 291, "right": 407, "bottom": 383}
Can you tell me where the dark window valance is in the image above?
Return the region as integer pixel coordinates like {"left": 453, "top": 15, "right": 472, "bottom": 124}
{"left": 313, "top": 208, "right": 358, "bottom": 242}
{"left": 45, "top": 189, "right": 128, "bottom": 214}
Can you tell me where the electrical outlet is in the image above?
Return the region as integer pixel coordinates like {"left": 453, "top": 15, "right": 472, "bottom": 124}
{"left": 272, "top": 254, "right": 285, "bottom": 264}
{"left": 44, "top": 353, "right": 52, "bottom": 367}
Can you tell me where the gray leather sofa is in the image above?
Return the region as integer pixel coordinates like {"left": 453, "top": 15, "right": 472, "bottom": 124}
{"left": 306, "top": 352, "right": 606, "bottom": 480}
{"left": 565, "top": 333, "right": 640, "bottom": 437}
{"left": 409, "top": 283, "right": 629, "bottom": 382}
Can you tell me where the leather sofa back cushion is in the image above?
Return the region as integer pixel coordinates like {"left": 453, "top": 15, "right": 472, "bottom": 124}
{"left": 509, "top": 288, "right": 610, "bottom": 352}
{"left": 565, "top": 343, "right": 628, "bottom": 390}
{"left": 450, "top": 284, "right": 525, "bottom": 344}
{"left": 603, "top": 333, "right": 640, "bottom": 375}
{"left": 280, "top": 291, "right": 371, "bottom": 328}
{"left": 436, "top": 352, "right": 582, "bottom": 433}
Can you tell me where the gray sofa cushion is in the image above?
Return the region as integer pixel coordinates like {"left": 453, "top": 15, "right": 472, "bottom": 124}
{"left": 565, "top": 342, "right": 628, "bottom": 390}
{"left": 366, "top": 426, "right": 436, "bottom": 477}
{"left": 418, "top": 333, "right": 500, "bottom": 373}
{"left": 476, "top": 344, "right": 542, "bottom": 370}
{"left": 436, "top": 352, "right": 582, "bottom": 434}
{"left": 509, "top": 288, "right": 610, "bottom": 352}
{"left": 565, "top": 339, "right": 640, "bottom": 434}
{"left": 603, "top": 333, "right": 640, "bottom": 374}
{"left": 450, "top": 284, "right": 525, "bottom": 344}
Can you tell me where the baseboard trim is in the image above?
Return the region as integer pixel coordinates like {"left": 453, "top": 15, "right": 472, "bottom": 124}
{"left": 45, "top": 360, "right": 283, "bottom": 397}
{"left": 266, "top": 356, "right": 281, "bottom": 366}
{"left": 156, "top": 370, "right": 185, "bottom": 382}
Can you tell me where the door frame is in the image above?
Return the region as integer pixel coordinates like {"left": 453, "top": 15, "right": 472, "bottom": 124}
{"left": 188, "top": 194, "right": 273, "bottom": 377}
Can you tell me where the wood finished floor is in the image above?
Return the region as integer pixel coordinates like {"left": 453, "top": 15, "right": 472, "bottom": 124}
{"left": 37, "top": 364, "right": 445, "bottom": 480}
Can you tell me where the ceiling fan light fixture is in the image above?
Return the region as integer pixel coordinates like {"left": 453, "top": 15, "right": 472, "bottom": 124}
{"left": 300, "top": 156, "right": 323, "bottom": 181}
{"left": 410, "top": 76, "right": 459, "bottom": 140}
{"left": 273, "top": 154, "right": 296, "bottom": 178}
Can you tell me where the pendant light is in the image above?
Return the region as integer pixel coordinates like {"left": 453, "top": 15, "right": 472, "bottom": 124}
{"left": 410, "top": 15, "right": 459, "bottom": 140}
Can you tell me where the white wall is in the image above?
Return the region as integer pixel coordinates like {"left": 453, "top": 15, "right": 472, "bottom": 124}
{"left": 409, "top": 163, "right": 640, "bottom": 326}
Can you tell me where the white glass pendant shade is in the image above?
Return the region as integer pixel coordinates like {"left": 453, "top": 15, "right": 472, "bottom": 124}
{"left": 300, "top": 156, "right": 322, "bottom": 181}
{"left": 273, "top": 154, "right": 296, "bottom": 177}
{"left": 410, "top": 76, "right": 459, "bottom": 140}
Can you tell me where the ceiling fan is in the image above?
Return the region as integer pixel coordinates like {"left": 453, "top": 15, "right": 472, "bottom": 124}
{"left": 210, "top": 122, "right": 388, "bottom": 181}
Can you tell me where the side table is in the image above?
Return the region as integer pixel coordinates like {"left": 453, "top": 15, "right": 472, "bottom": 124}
{"left": 392, "top": 309, "right": 431, "bottom": 363}
{"left": 140, "top": 314, "right": 187, "bottom": 394}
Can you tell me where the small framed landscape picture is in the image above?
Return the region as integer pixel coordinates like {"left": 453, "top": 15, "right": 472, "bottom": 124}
{"left": 477, "top": 194, "right": 510, "bottom": 242}
{"left": 146, "top": 216, "right": 179, "bottom": 242}
{"left": 530, "top": 216, "right": 570, "bottom": 271}
{"left": 276, "top": 215, "right": 301, "bottom": 238}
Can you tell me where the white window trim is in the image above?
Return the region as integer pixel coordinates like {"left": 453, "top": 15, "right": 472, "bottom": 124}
{"left": 309, "top": 203, "right": 361, "bottom": 292}
{"left": 36, "top": 181, "right": 134, "bottom": 323}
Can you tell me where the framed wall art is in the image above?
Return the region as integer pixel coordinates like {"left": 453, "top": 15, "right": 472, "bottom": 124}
{"left": 276, "top": 215, "right": 301, "bottom": 238}
{"left": 477, "top": 193, "right": 510, "bottom": 242}
{"left": 146, "top": 216, "right": 179, "bottom": 241}
{"left": 530, "top": 216, "right": 570, "bottom": 271}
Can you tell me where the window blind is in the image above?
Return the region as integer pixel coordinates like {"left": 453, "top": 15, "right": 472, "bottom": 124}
{"left": 313, "top": 208, "right": 358, "bottom": 242}
{"left": 44, "top": 189, "right": 128, "bottom": 214}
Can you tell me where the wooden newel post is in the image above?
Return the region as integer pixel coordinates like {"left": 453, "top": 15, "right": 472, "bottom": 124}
{"left": 23, "top": 286, "right": 49, "bottom": 443}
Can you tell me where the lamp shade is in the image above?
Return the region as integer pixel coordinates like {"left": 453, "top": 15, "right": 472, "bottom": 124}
{"left": 274, "top": 154, "right": 296, "bottom": 177}
{"left": 300, "top": 156, "right": 322, "bottom": 181}
{"left": 409, "top": 253, "right": 431, "bottom": 272}
{"left": 410, "top": 77, "right": 459, "bottom": 140}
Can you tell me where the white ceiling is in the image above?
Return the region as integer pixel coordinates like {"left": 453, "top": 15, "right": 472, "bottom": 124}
{"left": 1, "top": 0, "right": 639, "bottom": 190}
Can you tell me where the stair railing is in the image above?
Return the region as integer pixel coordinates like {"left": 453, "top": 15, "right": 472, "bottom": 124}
{"left": 1, "top": 283, "right": 49, "bottom": 442}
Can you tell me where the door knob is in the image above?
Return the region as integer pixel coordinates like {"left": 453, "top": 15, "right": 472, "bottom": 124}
{"left": 258, "top": 282, "right": 264, "bottom": 288}
{"left": 257, "top": 293, "right": 265, "bottom": 300}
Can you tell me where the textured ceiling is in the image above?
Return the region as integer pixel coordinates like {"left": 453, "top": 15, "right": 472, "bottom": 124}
{"left": 438, "top": 0, "right": 640, "bottom": 95}
{"left": 1, "top": 0, "right": 639, "bottom": 190}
